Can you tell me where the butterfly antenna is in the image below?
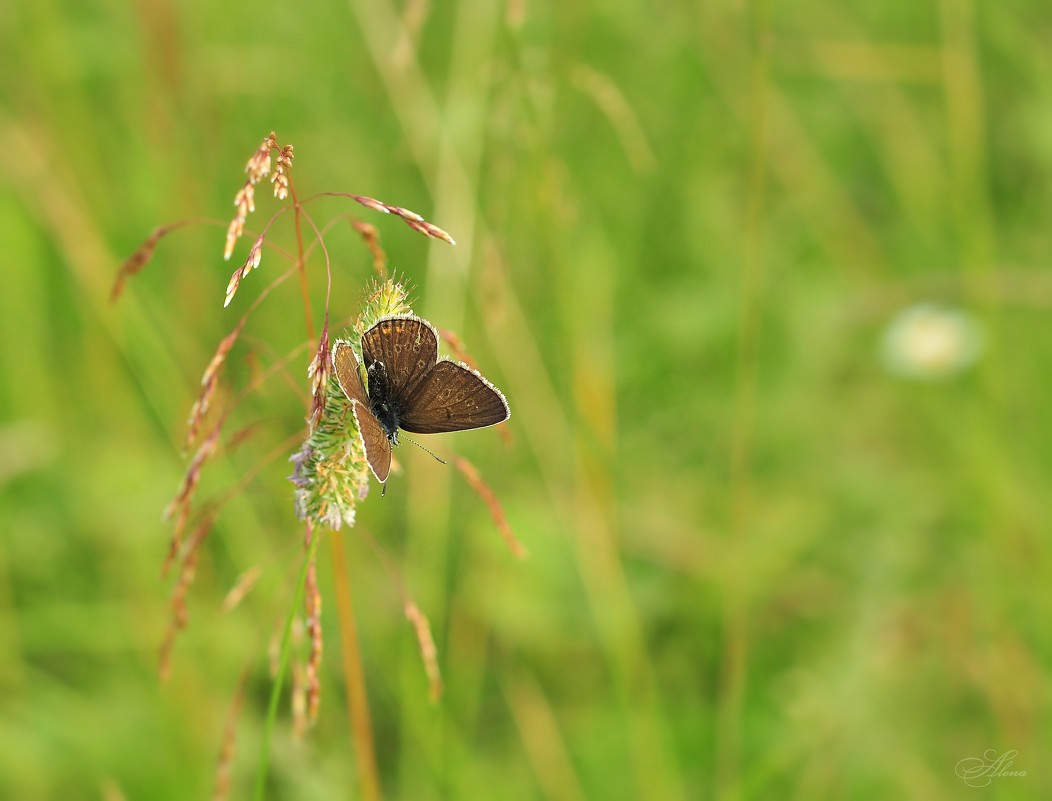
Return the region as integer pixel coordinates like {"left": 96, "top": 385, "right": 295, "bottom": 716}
{"left": 402, "top": 435, "right": 448, "bottom": 466}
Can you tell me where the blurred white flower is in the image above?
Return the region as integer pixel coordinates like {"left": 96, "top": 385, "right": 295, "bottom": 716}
{"left": 880, "top": 303, "right": 982, "bottom": 380}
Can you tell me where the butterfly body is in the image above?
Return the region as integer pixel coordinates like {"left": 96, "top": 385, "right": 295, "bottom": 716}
{"left": 365, "top": 361, "right": 402, "bottom": 443}
{"left": 332, "top": 315, "right": 510, "bottom": 486}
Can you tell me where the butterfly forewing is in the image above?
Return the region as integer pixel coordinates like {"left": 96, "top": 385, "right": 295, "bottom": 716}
{"left": 332, "top": 340, "right": 392, "bottom": 482}
{"left": 400, "top": 360, "right": 510, "bottom": 434}
{"left": 361, "top": 316, "right": 438, "bottom": 409}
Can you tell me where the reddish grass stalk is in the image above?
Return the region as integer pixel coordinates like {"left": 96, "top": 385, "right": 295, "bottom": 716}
{"left": 327, "top": 532, "right": 382, "bottom": 801}
{"left": 278, "top": 140, "right": 381, "bottom": 793}
{"left": 290, "top": 205, "right": 315, "bottom": 341}
{"left": 359, "top": 531, "right": 443, "bottom": 702}
{"left": 404, "top": 602, "right": 443, "bottom": 702}
{"left": 350, "top": 220, "right": 389, "bottom": 278}
{"left": 452, "top": 456, "right": 526, "bottom": 558}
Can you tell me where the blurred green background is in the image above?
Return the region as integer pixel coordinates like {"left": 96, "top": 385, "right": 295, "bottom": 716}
{"left": 2, "top": 0, "right": 1051, "bottom": 798}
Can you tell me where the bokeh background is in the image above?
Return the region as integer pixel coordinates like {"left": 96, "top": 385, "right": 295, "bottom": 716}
{"left": 2, "top": 1, "right": 1051, "bottom": 798}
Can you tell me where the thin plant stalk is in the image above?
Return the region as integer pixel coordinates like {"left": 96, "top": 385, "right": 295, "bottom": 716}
{"left": 290, "top": 174, "right": 378, "bottom": 799}
{"left": 253, "top": 531, "right": 320, "bottom": 801}
{"left": 329, "top": 532, "right": 382, "bottom": 801}
{"left": 289, "top": 186, "right": 316, "bottom": 342}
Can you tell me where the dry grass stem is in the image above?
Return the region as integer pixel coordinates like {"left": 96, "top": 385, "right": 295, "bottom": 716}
{"left": 223, "top": 423, "right": 265, "bottom": 454}
{"left": 165, "top": 425, "right": 221, "bottom": 521}
{"left": 212, "top": 675, "right": 247, "bottom": 801}
{"left": 404, "top": 602, "right": 443, "bottom": 702}
{"left": 350, "top": 220, "right": 389, "bottom": 278}
{"left": 437, "top": 328, "right": 479, "bottom": 371}
{"left": 111, "top": 224, "right": 175, "bottom": 302}
{"left": 187, "top": 320, "right": 247, "bottom": 447}
{"left": 452, "top": 457, "right": 526, "bottom": 558}
{"left": 162, "top": 425, "right": 221, "bottom": 576}
{"left": 360, "top": 530, "right": 447, "bottom": 701}
{"left": 291, "top": 661, "right": 308, "bottom": 740}
{"left": 267, "top": 617, "right": 285, "bottom": 680}
{"left": 222, "top": 566, "right": 263, "bottom": 612}
{"left": 185, "top": 374, "right": 219, "bottom": 451}
{"left": 159, "top": 513, "right": 216, "bottom": 680}
{"left": 162, "top": 502, "right": 191, "bottom": 578}
{"left": 304, "top": 553, "right": 323, "bottom": 724}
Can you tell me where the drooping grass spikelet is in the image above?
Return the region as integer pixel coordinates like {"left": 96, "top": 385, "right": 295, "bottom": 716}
{"left": 350, "top": 195, "right": 456, "bottom": 245}
{"left": 246, "top": 134, "right": 276, "bottom": 183}
{"left": 187, "top": 319, "right": 247, "bottom": 448}
{"left": 307, "top": 322, "right": 332, "bottom": 433}
{"left": 186, "top": 373, "right": 219, "bottom": 450}
{"left": 162, "top": 502, "right": 191, "bottom": 577}
{"left": 159, "top": 513, "right": 216, "bottom": 680}
{"left": 165, "top": 424, "right": 221, "bottom": 521}
{"left": 224, "top": 133, "right": 279, "bottom": 261}
{"left": 224, "top": 186, "right": 252, "bottom": 262}
{"left": 272, "top": 145, "right": 294, "bottom": 200}
{"left": 223, "top": 235, "right": 265, "bottom": 308}
{"left": 111, "top": 224, "right": 176, "bottom": 302}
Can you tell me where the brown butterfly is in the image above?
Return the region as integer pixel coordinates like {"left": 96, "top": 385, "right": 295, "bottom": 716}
{"left": 332, "top": 315, "right": 510, "bottom": 487}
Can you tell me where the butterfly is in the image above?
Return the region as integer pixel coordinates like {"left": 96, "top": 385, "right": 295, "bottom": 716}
{"left": 332, "top": 314, "right": 510, "bottom": 488}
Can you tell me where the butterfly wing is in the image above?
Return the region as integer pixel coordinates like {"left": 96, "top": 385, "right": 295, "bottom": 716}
{"left": 332, "top": 339, "right": 369, "bottom": 405}
{"left": 399, "top": 359, "right": 511, "bottom": 434}
{"left": 332, "top": 339, "right": 392, "bottom": 482}
{"left": 350, "top": 402, "right": 392, "bottom": 482}
{"left": 361, "top": 316, "right": 439, "bottom": 409}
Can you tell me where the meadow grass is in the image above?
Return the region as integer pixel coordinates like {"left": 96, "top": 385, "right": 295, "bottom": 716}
{"left": 1, "top": 1, "right": 1051, "bottom": 799}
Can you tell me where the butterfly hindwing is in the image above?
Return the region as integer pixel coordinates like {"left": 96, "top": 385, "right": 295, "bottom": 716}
{"left": 332, "top": 339, "right": 392, "bottom": 482}
{"left": 350, "top": 401, "right": 392, "bottom": 482}
{"left": 331, "top": 339, "right": 369, "bottom": 406}
{"left": 400, "top": 359, "right": 510, "bottom": 434}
